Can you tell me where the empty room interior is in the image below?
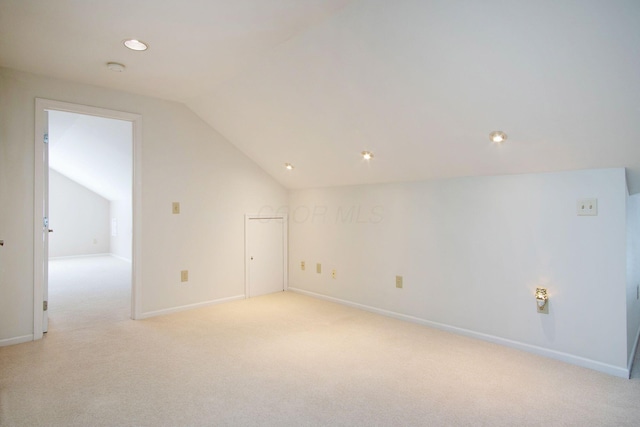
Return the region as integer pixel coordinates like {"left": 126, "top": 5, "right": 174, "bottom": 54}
{"left": 1, "top": 1, "right": 640, "bottom": 425}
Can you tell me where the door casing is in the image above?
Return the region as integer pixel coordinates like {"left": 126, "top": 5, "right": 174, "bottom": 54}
{"left": 244, "top": 214, "right": 288, "bottom": 298}
{"left": 33, "top": 98, "right": 143, "bottom": 340}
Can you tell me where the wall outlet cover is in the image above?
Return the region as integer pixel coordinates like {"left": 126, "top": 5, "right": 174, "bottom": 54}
{"left": 577, "top": 198, "right": 597, "bottom": 216}
{"left": 537, "top": 301, "right": 549, "bottom": 314}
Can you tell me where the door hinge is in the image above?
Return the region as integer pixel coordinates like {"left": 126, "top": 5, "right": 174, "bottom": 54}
{"left": 43, "top": 301, "right": 48, "bottom": 311}
{"left": 44, "top": 133, "right": 49, "bottom": 144}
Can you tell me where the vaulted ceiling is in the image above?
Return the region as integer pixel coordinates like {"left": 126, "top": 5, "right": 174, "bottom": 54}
{"left": 2, "top": 0, "right": 639, "bottom": 192}
{"left": 48, "top": 110, "right": 132, "bottom": 201}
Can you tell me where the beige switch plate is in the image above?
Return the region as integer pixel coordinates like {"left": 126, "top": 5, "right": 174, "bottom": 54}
{"left": 316, "top": 263, "right": 321, "bottom": 274}
{"left": 396, "top": 275, "right": 403, "bottom": 289}
{"left": 301, "top": 261, "right": 305, "bottom": 271}
{"left": 172, "top": 202, "right": 180, "bottom": 214}
{"left": 331, "top": 269, "right": 336, "bottom": 279}
{"left": 181, "top": 270, "right": 188, "bottom": 282}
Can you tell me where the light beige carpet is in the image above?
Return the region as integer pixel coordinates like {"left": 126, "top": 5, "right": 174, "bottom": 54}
{"left": 2, "top": 256, "right": 640, "bottom": 426}
{"left": 46, "top": 255, "right": 131, "bottom": 332}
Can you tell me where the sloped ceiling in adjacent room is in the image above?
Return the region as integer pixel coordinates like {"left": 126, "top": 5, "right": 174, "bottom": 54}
{"left": 48, "top": 111, "right": 132, "bottom": 202}
{"left": 1, "top": 0, "right": 639, "bottom": 192}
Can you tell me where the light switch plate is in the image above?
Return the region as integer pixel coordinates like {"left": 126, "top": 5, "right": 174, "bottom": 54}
{"left": 301, "top": 261, "right": 305, "bottom": 271}
{"left": 331, "top": 269, "right": 336, "bottom": 279}
{"left": 181, "top": 270, "right": 188, "bottom": 282}
{"left": 577, "top": 198, "right": 597, "bottom": 216}
{"left": 396, "top": 275, "right": 403, "bottom": 289}
{"left": 172, "top": 202, "right": 180, "bottom": 214}
{"left": 316, "top": 263, "right": 321, "bottom": 274}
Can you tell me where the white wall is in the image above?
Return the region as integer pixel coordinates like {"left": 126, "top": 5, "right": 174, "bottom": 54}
{"left": 627, "top": 191, "right": 640, "bottom": 367}
{"left": 0, "top": 69, "right": 36, "bottom": 343}
{"left": 288, "top": 168, "right": 629, "bottom": 375}
{"left": 0, "top": 67, "right": 288, "bottom": 343}
{"left": 49, "top": 169, "right": 110, "bottom": 257}
{"left": 110, "top": 198, "right": 132, "bottom": 261}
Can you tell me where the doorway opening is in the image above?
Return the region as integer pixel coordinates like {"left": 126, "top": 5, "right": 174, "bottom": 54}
{"left": 47, "top": 110, "right": 131, "bottom": 332}
{"left": 34, "top": 99, "right": 142, "bottom": 339}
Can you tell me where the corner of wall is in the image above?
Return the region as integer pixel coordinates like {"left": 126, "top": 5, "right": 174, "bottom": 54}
{"left": 626, "top": 190, "right": 640, "bottom": 371}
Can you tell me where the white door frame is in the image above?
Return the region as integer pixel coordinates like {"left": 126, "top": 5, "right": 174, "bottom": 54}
{"left": 33, "top": 98, "right": 143, "bottom": 340}
{"left": 244, "top": 214, "right": 288, "bottom": 298}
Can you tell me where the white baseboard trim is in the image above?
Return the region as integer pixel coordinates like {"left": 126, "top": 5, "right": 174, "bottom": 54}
{"left": 0, "top": 334, "right": 34, "bottom": 347}
{"left": 49, "top": 253, "right": 131, "bottom": 262}
{"left": 49, "top": 253, "right": 111, "bottom": 260}
{"left": 109, "top": 253, "right": 132, "bottom": 262}
{"left": 139, "top": 295, "right": 245, "bottom": 319}
{"left": 288, "top": 287, "right": 629, "bottom": 379}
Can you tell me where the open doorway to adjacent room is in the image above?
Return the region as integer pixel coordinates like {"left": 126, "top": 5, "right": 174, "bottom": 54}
{"left": 47, "top": 110, "right": 132, "bottom": 332}
{"left": 34, "top": 99, "right": 142, "bottom": 338}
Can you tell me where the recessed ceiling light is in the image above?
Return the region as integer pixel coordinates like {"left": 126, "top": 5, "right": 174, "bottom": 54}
{"left": 489, "top": 131, "right": 507, "bottom": 143}
{"left": 107, "top": 62, "right": 125, "bottom": 72}
{"left": 284, "top": 163, "right": 294, "bottom": 170}
{"left": 361, "top": 151, "right": 374, "bottom": 160}
{"left": 124, "top": 39, "right": 148, "bottom": 51}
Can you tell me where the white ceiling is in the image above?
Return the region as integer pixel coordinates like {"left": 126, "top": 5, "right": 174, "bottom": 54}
{"left": 48, "top": 111, "right": 132, "bottom": 201}
{"left": 2, "top": 0, "right": 639, "bottom": 193}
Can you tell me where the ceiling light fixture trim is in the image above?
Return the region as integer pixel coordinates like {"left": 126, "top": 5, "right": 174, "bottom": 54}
{"left": 284, "top": 163, "right": 294, "bottom": 170}
{"left": 107, "top": 62, "right": 125, "bottom": 72}
{"left": 123, "top": 39, "right": 148, "bottom": 51}
{"left": 361, "top": 151, "right": 374, "bottom": 160}
{"left": 489, "top": 131, "right": 507, "bottom": 143}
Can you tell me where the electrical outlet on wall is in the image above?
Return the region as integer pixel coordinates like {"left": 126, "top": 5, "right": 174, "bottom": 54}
{"left": 576, "top": 198, "right": 597, "bottom": 216}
